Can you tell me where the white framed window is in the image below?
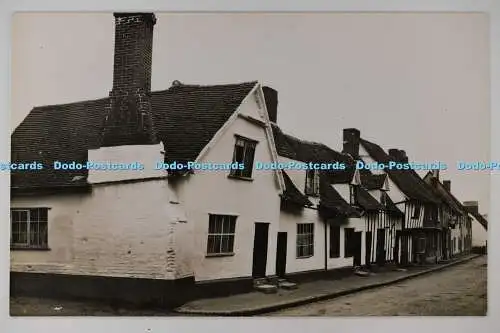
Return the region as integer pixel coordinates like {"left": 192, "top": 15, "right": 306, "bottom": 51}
{"left": 207, "top": 214, "right": 237, "bottom": 255}
{"left": 305, "top": 169, "right": 320, "bottom": 196}
{"left": 296, "top": 223, "right": 314, "bottom": 258}
{"left": 10, "top": 208, "right": 49, "bottom": 249}
{"left": 230, "top": 136, "right": 257, "bottom": 179}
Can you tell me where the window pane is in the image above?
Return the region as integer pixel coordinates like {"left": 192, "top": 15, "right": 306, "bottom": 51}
{"left": 31, "top": 208, "right": 39, "bottom": 222}
{"left": 221, "top": 235, "right": 231, "bottom": 253}
{"left": 215, "top": 216, "right": 223, "bottom": 233}
{"left": 39, "top": 208, "right": 48, "bottom": 222}
{"left": 30, "top": 222, "right": 39, "bottom": 246}
{"left": 242, "top": 144, "right": 255, "bottom": 178}
{"left": 228, "top": 217, "right": 236, "bottom": 233}
{"left": 227, "top": 235, "right": 235, "bottom": 252}
{"left": 233, "top": 144, "right": 244, "bottom": 164}
{"left": 208, "top": 215, "right": 216, "bottom": 233}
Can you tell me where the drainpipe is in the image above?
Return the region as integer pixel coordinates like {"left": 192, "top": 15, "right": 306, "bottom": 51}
{"left": 324, "top": 219, "right": 328, "bottom": 272}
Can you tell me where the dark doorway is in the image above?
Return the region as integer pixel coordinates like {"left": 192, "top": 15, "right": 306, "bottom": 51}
{"left": 394, "top": 230, "right": 401, "bottom": 264}
{"left": 376, "top": 229, "right": 386, "bottom": 265}
{"left": 252, "top": 223, "right": 269, "bottom": 278}
{"left": 353, "top": 231, "right": 362, "bottom": 267}
{"left": 365, "top": 231, "right": 373, "bottom": 266}
{"left": 276, "top": 232, "right": 287, "bottom": 278}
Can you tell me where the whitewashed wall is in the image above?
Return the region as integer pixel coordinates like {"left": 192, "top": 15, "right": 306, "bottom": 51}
{"left": 178, "top": 91, "right": 282, "bottom": 282}
{"left": 472, "top": 218, "right": 487, "bottom": 247}
{"left": 11, "top": 179, "right": 192, "bottom": 280}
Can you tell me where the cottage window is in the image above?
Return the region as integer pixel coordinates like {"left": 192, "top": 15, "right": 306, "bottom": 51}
{"left": 305, "top": 169, "right": 320, "bottom": 196}
{"left": 10, "top": 208, "right": 49, "bottom": 249}
{"left": 412, "top": 203, "right": 421, "bottom": 219}
{"left": 329, "top": 225, "right": 341, "bottom": 258}
{"left": 230, "top": 136, "right": 257, "bottom": 179}
{"left": 296, "top": 223, "right": 314, "bottom": 258}
{"left": 344, "top": 228, "right": 355, "bottom": 258}
{"left": 207, "top": 214, "right": 236, "bottom": 255}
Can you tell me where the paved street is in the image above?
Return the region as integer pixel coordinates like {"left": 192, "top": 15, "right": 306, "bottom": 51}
{"left": 266, "top": 256, "right": 487, "bottom": 316}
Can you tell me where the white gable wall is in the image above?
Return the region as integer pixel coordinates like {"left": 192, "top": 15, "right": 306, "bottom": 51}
{"left": 472, "top": 218, "right": 487, "bottom": 247}
{"left": 177, "top": 95, "right": 281, "bottom": 282}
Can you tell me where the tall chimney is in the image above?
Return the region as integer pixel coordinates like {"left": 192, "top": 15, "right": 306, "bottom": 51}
{"left": 389, "top": 149, "right": 409, "bottom": 163}
{"left": 443, "top": 180, "right": 451, "bottom": 192}
{"left": 398, "top": 150, "right": 408, "bottom": 163}
{"left": 101, "top": 12, "right": 158, "bottom": 147}
{"left": 342, "top": 128, "right": 360, "bottom": 158}
{"left": 262, "top": 86, "right": 278, "bottom": 123}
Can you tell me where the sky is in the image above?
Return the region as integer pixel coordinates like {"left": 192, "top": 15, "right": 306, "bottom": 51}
{"left": 11, "top": 12, "right": 490, "bottom": 214}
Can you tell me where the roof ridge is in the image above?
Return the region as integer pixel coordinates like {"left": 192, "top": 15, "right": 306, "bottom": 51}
{"left": 30, "top": 96, "right": 110, "bottom": 111}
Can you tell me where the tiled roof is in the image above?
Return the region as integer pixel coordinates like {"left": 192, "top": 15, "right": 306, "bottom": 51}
{"left": 11, "top": 82, "right": 257, "bottom": 190}
{"left": 272, "top": 124, "right": 363, "bottom": 216}
{"left": 281, "top": 171, "right": 313, "bottom": 207}
{"left": 384, "top": 193, "right": 404, "bottom": 215}
{"left": 319, "top": 177, "right": 362, "bottom": 218}
{"left": 360, "top": 169, "right": 386, "bottom": 190}
{"left": 471, "top": 212, "right": 488, "bottom": 230}
{"left": 359, "top": 139, "right": 441, "bottom": 204}
{"left": 422, "top": 172, "right": 465, "bottom": 215}
{"left": 355, "top": 186, "right": 384, "bottom": 211}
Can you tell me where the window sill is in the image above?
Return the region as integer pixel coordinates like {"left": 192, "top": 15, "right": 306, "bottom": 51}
{"left": 11, "top": 246, "right": 51, "bottom": 251}
{"left": 296, "top": 255, "right": 314, "bottom": 259}
{"left": 227, "top": 175, "right": 254, "bottom": 182}
{"left": 205, "top": 253, "right": 235, "bottom": 258}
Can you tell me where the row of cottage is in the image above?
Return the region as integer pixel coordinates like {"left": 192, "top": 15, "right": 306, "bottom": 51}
{"left": 10, "top": 12, "right": 488, "bottom": 307}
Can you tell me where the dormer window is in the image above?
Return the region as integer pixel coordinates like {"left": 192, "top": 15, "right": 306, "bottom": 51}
{"left": 305, "top": 169, "right": 320, "bottom": 196}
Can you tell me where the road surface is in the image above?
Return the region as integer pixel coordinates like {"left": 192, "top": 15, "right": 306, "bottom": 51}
{"left": 266, "top": 256, "right": 487, "bottom": 316}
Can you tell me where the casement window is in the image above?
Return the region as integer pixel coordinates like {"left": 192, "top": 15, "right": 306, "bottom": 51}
{"left": 296, "top": 223, "right": 314, "bottom": 258}
{"left": 207, "top": 214, "right": 237, "bottom": 256}
{"left": 305, "top": 169, "right": 320, "bottom": 196}
{"left": 412, "top": 203, "right": 421, "bottom": 219}
{"left": 10, "top": 208, "right": 49, "bottom": 249}
{"left": 329, "top": 225, "right": 341, "bottom": 258}
{"left": 344, "top": 228, "right": 355, "bottom": 258}
{"left": 230, "top": 136, "right": 257, "bottom": 179}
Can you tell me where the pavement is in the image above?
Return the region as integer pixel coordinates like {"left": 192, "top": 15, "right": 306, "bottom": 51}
{"left": 174, "top": 254, "right": 481, "bottom": 316}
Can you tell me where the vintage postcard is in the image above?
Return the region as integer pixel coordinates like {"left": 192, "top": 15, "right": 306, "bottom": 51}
{"left": 9, "top": 11, "right": 488, "bottom": 317}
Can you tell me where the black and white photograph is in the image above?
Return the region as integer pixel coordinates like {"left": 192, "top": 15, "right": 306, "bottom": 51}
{"left": 8, "top": 11, "right": 489, "bottom": 318}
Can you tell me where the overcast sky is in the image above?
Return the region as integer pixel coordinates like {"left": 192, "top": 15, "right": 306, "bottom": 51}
{"left": 11, "top": 12, "right": 490, "bottom": 214}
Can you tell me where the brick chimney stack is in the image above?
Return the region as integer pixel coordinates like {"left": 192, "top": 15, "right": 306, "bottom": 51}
{"left": 101, "top": 12, "right": 159, "bottom": 147}
{"left": 262, "top": 86, "right": 278, "bottom": 123}
{"left": 342, "top": 128, "right": 361, "bottom": 159}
